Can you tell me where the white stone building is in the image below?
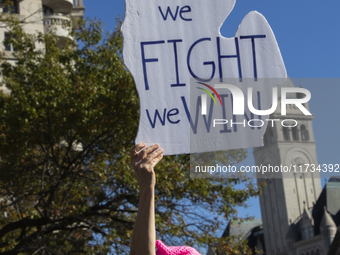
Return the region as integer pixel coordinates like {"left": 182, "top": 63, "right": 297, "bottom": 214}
{"left": 0, "top": 0, "right": 85, "bottom": 80}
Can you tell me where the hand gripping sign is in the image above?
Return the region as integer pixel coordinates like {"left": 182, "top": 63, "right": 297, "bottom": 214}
{"left": 122, "top": 0, "right": 287, "bottom": 155}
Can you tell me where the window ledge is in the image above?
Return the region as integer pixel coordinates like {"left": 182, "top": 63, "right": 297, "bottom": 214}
{"left": 0, "top": 12, "right": 25, "bottom": 21}
{"left": 0, "top": 51, "right": 17, "bottom": 60}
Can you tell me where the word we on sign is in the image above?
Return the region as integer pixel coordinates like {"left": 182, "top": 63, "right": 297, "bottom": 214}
{"left": 122, "top": 0, "right": 287, "bottom": 155}
{"left": 158, "top": 5, "right": 192, "bottom": 21}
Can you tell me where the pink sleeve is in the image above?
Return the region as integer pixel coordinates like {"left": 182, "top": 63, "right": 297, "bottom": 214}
{"left": 156, "top": 240, "right": 201, "bottom": 255}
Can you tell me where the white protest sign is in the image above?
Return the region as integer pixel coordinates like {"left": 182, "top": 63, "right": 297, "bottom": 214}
{"left": 122, "top": 0, "right": 287, "bottom": 155}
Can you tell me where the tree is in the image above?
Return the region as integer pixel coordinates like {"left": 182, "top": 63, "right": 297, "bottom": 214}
{"left": 0, "top": 15, "right": 261, "bottom": 254}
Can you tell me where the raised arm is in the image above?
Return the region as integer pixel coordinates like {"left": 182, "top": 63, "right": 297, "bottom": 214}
{"left": 130, "top": 143, "right": 163, "bottom": 255}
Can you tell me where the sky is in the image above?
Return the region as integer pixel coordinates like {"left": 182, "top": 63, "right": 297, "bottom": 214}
{"left": 82, "top": 0, "right": 340, "bottom": 234}
{"left": 83, "top": 0, "right": 340, "bottom": 78}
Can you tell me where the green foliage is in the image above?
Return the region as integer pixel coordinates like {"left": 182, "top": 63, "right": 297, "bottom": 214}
{"left": 0, "top": 16, "right": 261, "bottom": 254}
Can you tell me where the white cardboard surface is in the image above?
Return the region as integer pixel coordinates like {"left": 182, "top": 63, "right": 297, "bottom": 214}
{"left": 122, "top": 0, "right": 287, "bottom": 155}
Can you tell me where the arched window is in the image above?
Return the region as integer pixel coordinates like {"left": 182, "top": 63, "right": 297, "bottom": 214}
{"left": 283, "top": 127, "right": 290, "bottom": 140}
{"left": 292, "top": 126, "right": 299, "bottom": 140}
{"left": 301, "top": 125, "right": 309, "bottom": 141}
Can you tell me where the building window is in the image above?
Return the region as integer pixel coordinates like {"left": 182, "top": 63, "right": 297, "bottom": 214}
{"left": 269, "top": 130, "right": 274, "bottom": 143}
{"left": 43, "top": 5, "right": 53, "bottom": 16}
{"left": 4, "top": 32, "right": 17, "bottom": 52}
{"left": 309, "top": 226, "right": 313, "bottom": 238}
{"left": 301, "top": 125, "right": 309, "bottom": 141}
{"left": 264, "top": 127, "right": 274, "bottom": 144}
{"left": 1, "top": 0, "right": 19, "bottom": 14}
{"left": 268, "top": 127, "right": 274, "bottom": 143}
{"left": 264, "top": 134, "right": 268, "bottom": 145}
{"left": 283, "top": 127, "right": 290, "bottom": 140}
{"left": 292, "top": 126, "right": 299, "bottom": 141}
{"left": 304, "top": 227, "right": 309, "bottom": 239}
